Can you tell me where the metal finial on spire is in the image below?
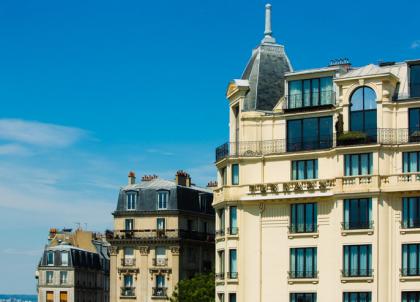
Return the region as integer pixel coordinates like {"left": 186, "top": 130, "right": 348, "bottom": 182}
{"left": 262, "top": 3, "right": 276, "bottom": 44}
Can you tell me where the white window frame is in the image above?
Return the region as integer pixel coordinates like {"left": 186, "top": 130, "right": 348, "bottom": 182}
{"left": 157, "top": 191, "right": 169, "bottom": 210}
{"left": 126, "top": 191, "right": 137, "bottom": 210}
{"left": 47, "top": 251, "right": 54, "bottom": 266}
{"left": 46, "top": 271, "right": 54, "bottom": 284}
{"left": 60, "top": 271, "right": 68, "bottom": 284}
{"left": 61, "top": 251, "right": 69, "bottom": 266}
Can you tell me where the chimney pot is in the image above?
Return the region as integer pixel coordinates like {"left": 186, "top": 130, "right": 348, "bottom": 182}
{"left": 128, "top": 171, "right": 136, "bottom": 185}
{"left": 175, "top": 170, "right": 191, "bottom": 187}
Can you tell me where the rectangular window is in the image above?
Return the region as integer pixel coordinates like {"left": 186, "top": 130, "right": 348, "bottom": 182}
{"left": 289, "top": 247, "right": 317, "bottom": 278}
{"left": 199, "top": 194, "right": 206, "bottom": 212}
{"left": 156, "top": 274, "right": 165, "bottom": 288}
{"left": 288, "top": 77, "right": 333, "bottom": 109}
{"left": 409, "top": 108, "right": 420, "bottom": 142}
{"left": 46, "top": 271, "right": 54, "bottom": 284}
{"left": 343, "top": 292, "right": 371, "bottom": 302}
{"left": 218, "top": 293, "right": 225, "bottom": 302}
{"left": 344, "top": 153, "right": 373, "bottom": 176}
{"left": 222, "top": 167, "right": 227, "bottom": 186}
{"left": 402, "top": 197, "right": 420, "bottom": 228}
{"left": 59, "top": 292, "right": 68, "bottom": 302}
{"left": 231, "top": 164, "right": 239, "bottom": 185}
{"left": 343, "top": 198, "right": 372, "bottom": 230}
{"left": 403, "top": 292, "right": 420, "bottom": 302}
{"left": 218, "top": 250, "right": 225, "bottom": 275}
{"left": 229, "top": 206, "right": 238, "bottom": 235}
{"left": 343, "top": 245, "right": 372, "bottom": 277}
{"left": 290, "top": 293, "right": 316, "bottom": 302}
{"left": 287, "top": 116, "right": 333, "bottom": 152}
{"left": 61, "top": 252, "right": 68, "bottom": 266}
{"left": 410, "top": 64, "right": 420, "bottom": 98}
{"left": 290, "top": 203, "right": 317, "bottom": 233}
{"left": 229, "top": 293, "right": 237, "bottom": 302}
{"left": 60, "top": 271, "right": 67, "bottom": 284}
{"left": 157, "top": 191, "right": 168, "bottom": 209}
{"left": 126, "top": 192, "right": 137, "bottom": 210}
{"left": 292, "top": 159, "right": 318, "bottom": 180}
{"left": 124, "top": 247, "right": 134, "bottom": 258}
{"left": 47, "top": 251, "right": 54, "bottom": 266}
{"left": 403, "top": 151, "right": 420, "bottom": 172}
{"left": 229, "top": 249, "right": 237, "bottom": 279}
{"left": 218, "top": 209, "right": 225, "bottom": 234}
{"left": 157, "top": 218, "right": 165, "bottom": 230}
{"left": 125, "top": 219, "right": 134, "bottom": 231}
{"left": 46, "top": 291, "right": 54, "bottom": 302}
{"left": 124, "top": 275, "right": 133, "bottom": 287}
{"left": 402, "top": 244, "right": 420, "bottom": 276}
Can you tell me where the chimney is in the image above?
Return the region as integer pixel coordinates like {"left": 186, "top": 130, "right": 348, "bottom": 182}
{"left": 128, "top": 171, "right": 136, "bottom": 185}
{"left": 329, "top": 58, "right": 352, "bottom": 72}
{"left": 207, "top": 181, "right": 218, "bottom": 188}
{"left": 176, "top": 170, "right": 191, "bottom": 187}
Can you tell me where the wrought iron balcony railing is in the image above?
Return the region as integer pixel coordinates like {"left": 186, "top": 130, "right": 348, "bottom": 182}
{"left": 288, "top": 270, "right": 318, "bottom": 279}
{"left": 227, "top": 272, "right": 238, "bottom": 279}
{"left": 227, "top": 227, "right": 239, "bottom": 235}
{"left": 152, "top": 287, "right": 168, "bottom": 297}
{"left": 120, "top": 287, "right": 135, "bottom": 297}
{"left": 284, "top": 90, "right": 336, "bottom": 111}
{"left": 215, "top": 229, "right": 225, "bottom": 237}
{"left": 152, "top": 258, "right": 168, "bottom": 267}
{"left": 341, "top": 269, "right": 373, "bottom": 278}
{"left": 215, "top": 128, "right": 420, "bottom": 162}
{"left": 341, "top": 221, "right": 374, "bottom": 230}
{"left": 401, "top": 268, "right": 420, "bottom": 276}
{"left": 289, "top": 224, "right": 318, "bottom": 234}
{"left": 121, "top": 257, "right": 136, "bottom": 266}
{"left": 401, "top": 219, "right": 420, "bottom": 229}
{"left": 215, "top": 272, "right": 225, "bottom": 280}
{"left": 111, "top": 229, "right": 214, "bottom": 242}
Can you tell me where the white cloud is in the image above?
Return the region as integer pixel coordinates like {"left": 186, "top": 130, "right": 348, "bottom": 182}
{"left": 0, "top": 143, "right": 31, "bottom": 156}
{"left": 0, "top": 119, "right": 87, "bottom": 148}
{"left": 411, "top": 40, "right": 420, "bottom": 49}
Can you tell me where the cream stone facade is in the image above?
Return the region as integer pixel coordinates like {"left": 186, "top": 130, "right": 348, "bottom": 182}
{"left": 213, "top": 4, "right": 420, "bottom": 302}
{"left": 109, "top": 171, "right": 215, "bottom": 302}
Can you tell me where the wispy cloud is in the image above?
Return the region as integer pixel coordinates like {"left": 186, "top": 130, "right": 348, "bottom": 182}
{"left": 0, "top": 143, "right": 31, "bottom": 156}
{"left": 411, "top": 40, "right": 420, "bottom": 49}
{"left": 0, "top": 119, "right": 87, "bottom": 148}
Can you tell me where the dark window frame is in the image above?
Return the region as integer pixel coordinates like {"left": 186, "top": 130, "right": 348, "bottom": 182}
{"left": 289, "top": 247, "right": 317, "bottom": 278}
{"left": 349, "top": 86, "right": 377, "bottom": 133}
{"left": 402, "top": 243, "right": 420, "bottom": 276}
{"left": 231, "top": 164, "right": 239, "bottom": 185}
{"left": 403, "top": 291, "right": 420, "bottom": 302}
{"left": 343, "top": 292, "right": 371, "bottom": 302}
{"left": 290, "top": 293, "right": 317, "bottom": 302}
{"left": 402, "top": 197, "right": 420, "bottom": 228}
{"left": 290, "top": 203, "right": 317, "bottom": 233}
{"left": 291, "top": 159, "right": 318, "bottom": 180}
{"left": 344, "top": 153, "right": 373, "bottom": 176}
{"left": 403, "top": 151, "right": 420, "bottom": 173}
{"left": 343, "top": 198, "right": 372, "bottom": 230}
{"left": 343, "top": 244, "right": 372, "bottom": 277}
{"left": 288, "top": 76, "right": 333, "bottom": 108}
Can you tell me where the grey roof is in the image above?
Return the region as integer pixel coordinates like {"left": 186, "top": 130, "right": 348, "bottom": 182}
{"left": 122, "top": 177, "right": 212, "bottom": 194}
{"left": 241, "top": 42, "right": 292, "bottom": 111}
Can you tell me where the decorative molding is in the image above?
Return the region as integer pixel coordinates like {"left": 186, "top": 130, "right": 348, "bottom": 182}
{"left": 139, "top": 246, "right": 149, "bottom": 255}
{"left": 170, "top": 246, "right": 180, "bottom": 255}
{"left": 109, "top": 246, "right": 119, "bottom": 256}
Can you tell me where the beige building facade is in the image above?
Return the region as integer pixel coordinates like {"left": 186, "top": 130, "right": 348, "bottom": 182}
{"left": 213, "top": 4, "right": 420, "bottom": 302}
{"left": 109, "top": 171, "right": 215, "bottom": 302}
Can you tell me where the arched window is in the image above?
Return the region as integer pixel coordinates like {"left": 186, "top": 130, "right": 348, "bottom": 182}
{"left": 350, "top": 86, "right": 377, "bottom": 138}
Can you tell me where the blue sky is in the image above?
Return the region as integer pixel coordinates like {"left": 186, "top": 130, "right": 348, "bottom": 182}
{"left": 0, "top": 0, "right": 419, "bottom": 294}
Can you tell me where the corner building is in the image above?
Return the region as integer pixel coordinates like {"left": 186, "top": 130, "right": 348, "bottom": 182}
{"left": 109, "top": 171, "right": 215, "bottom": 302}
{"left": 213, "top": 4, "right": 420, "bottom": 302}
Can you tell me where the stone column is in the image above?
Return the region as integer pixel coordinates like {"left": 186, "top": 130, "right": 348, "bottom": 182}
{"left": 109, "top": 246, "right": 119, "bottom": 302}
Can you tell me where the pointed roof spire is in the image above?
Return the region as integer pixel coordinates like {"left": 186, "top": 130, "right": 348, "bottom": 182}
{"left": 262, "top": 3, "right": 276, "bottom": 44}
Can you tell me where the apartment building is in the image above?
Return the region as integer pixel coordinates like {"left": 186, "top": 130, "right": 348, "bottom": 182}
{"left": 108, "top": 171, "right": 215, "bottom": 302}
{"left": 213, "top": 4, "right": 420, "bottom": 302}
{"left": 36, "top": 228, "right": 110, "bottom": 302}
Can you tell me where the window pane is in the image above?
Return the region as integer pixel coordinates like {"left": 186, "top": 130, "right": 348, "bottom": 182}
{"left": 351, "top": 88, "right": 364, "bottom": 111}
{"left": 298, "top": 161, "right": 305, "bottom": 180}
{"left": 361, "top": 154, "right": 369, "bottom": 175}
{"left": 289, "top": 80, "right": 302, "bottom": 109}
{"left": 303, "top": 118, "right": 318, "bottom": 150}
{"left": 232, "top": 164, "right": 239, "bottom": 185}
{"left": 351, "top": 154, "right": 359, "bottom": 176}
{"left": 350, "top": 112, "right": 364, "bottom": 132}
{"left": 319, "top": 116, "right": 332, "bottom": 148}
{"left": 303, "top": 80, "right": 311, "bottom": 107}
{"left": 312, "top": 79, "right": 320, "bottom": 106}
{"left": 363, "top": 87, "right": 377, "bottom": 110}
{"left": 320, "top": 77, "right": 333, "bottom": 105}
{"left": 410, "top": 65, "right": 420, "bottom": 97}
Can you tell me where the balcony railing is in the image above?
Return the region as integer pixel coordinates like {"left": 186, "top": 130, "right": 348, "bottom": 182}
{"left": 215, "top": 272, "right": 225, "bottom": 280}
{"left": 215, "top": 229, "right": 225, "bottom": 237}
{"left": 227, "top": 272, "right": 238, "bottom": 279}
{"left": 288, "top": 270, "right": 318, "bottom": 279}
{"left": 111, "top": 229, "right": 214, "bottom": 242}
{"left": 341, "top": 269, "right": 373, "bottom": 278}
{"left": 401, "top": 268, "right": 420, "bottom": 276}
{"left": 341, "top": 221, "right": 374, "bottom": 230}
{"left": 289, "top": 224, "right": 318, "bottom": 234}
{"left": 215, "top": 128, "right": 420, "bottom": 162}
{"left": 121, "top": 258, "right": 136, "bottom": 266}
{"left": 120, "top": 287, "right": 135, "bottom": 297}
{"left": 152, "top": 287, "right": 167, "bottom": 297}
{"left": 284, "top": 90, "right": 336, "bottom": 111}
{"left": 152, "top": 258, "right": 168, "bottom": 267}
{"left": 401, "top": 219, "right": 420, "bottom": 229}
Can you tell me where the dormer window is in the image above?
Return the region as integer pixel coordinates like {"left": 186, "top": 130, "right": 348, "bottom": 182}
{"left": 410, "top": 64, "right": 420, "bottom": 98}
{"left": 47, "top": 251, "right": 54, "bottom": 266}
{"left": 157, "top": 191, "right": 169, "bottom": 210}
{"left": 349, "top": 86, "right": 377, "bottom": 139}
{"left": 126, "top": 192, "right": 137, "bottom": 211}
{"left": 288, "top": 77, "right": 333, "bottom": 109}
{"left": 61, "top": 251, "right": 69, "bottom": 266}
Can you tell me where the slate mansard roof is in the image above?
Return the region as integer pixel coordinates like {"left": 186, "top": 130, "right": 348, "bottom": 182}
{"left": 114, "top": 177, "right": 214, "bottom": 215}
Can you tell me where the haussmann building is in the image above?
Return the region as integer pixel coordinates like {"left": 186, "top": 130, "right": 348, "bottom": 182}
{"left": 108, "top": 171, "right": 215, "bottom": 302}
{"left": 213, "top": 4, "right": 420, "bottom": 302}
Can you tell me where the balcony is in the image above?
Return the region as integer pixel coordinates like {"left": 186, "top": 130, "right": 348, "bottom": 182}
{"left": 341, "top": 221, "right": 374, "bottom": 236}
{"left": 215, "top": 229, "right": 225, "bottom": 237}
{"left": 110, "top": 229, "right": 214, "bottom": 242}
{"left": 341, "top": 269, "right": 374, "bottom": 283}
{"left": 152, "top": 258, "right": 168, "bottom": 267}
{"left": 227, "top": 272, "right": 238, "bottom": 280}
{"left": 401, "top": 219, "right": 420, "bottom": 230}
{"left": 288, "top": 224, "right": 318, "bottom": 238}
{"left": 152, "top": 287, "right": 167, "bottom": 298}
{"left": 121, "top": 258, "right": 136, "bottom": 266}
{"left": 401, "top": 268, "right": 420, "bottom": 277}
{"left": 215, "top": 128, "right": 420, "bottom": 162}
{"left": 215, "top": 272, "right": 225, "bottom": 281}
{"left": 288, "top": 271, "right": 319, "bottom": 284}
{"left": 227, "top": 227, "right": 239, "bottom": 236}
{"left": 120, "top": 287, "right": 135, "bottom": 297}
{"left": 284, "top": 90, "right": 336, "bottom": 112}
